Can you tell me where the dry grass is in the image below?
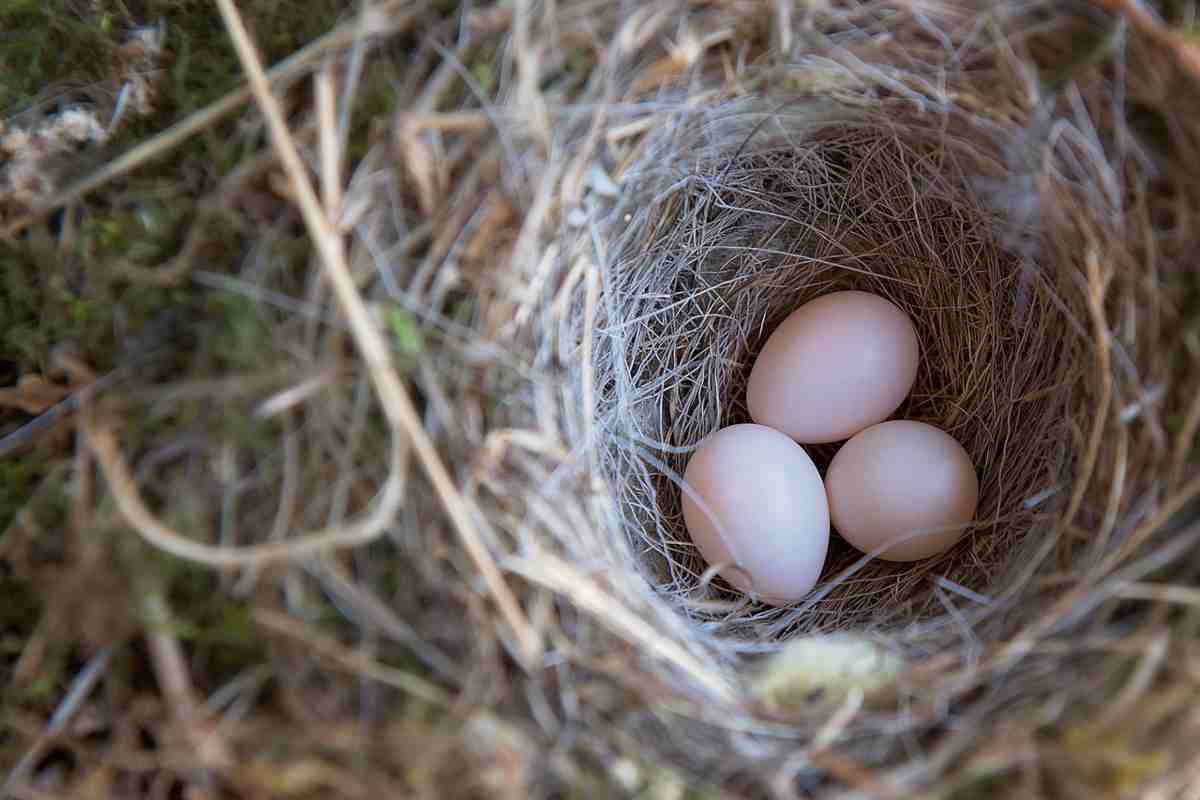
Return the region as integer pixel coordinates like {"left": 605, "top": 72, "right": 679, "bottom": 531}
{"left": 598, "top": 107, "right": 1077, "bottom": 636}
{"left": 4, "top": 0, "right": 1200, "bottom": 797}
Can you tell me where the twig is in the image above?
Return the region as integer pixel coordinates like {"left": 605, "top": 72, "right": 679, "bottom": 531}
{"left": 1068, "top": 249, "right": 1114, "bottom": 560}
{"left": 141, "top": 587, "right": 232, "bottom": 770}
{"left": 84, "top": 417, "right": 407, "bottom": 568}
{"left": 0, "top": 360, "right": 131, "bottom": 458}
{"left": 316, "top": 63, "right": 342, "bottom": 220}
{"left": 212, "top": 0, "right": 541, "bottom": 667}
{"left": 3, "top": 647, "right": 113, "bottom": 793}
{"left": 0, "top": 393, "right": 81, "bottom": 458}
{"left": 580, "top": 264, "right": 601, "bottom": 485}
{"left": 809, "top": 750, "right": 913, "bottom": 800}
{"left": 507, "top": 550, "right": 736, "bottom": 704}
{"left": 315, "top": 558, "right": 463, "bottom": 680}
{"left": 111, "top": 199, "right": 221, "bottom": 287}
{"left": 1115, "top": 581, "right": 1200, "bottom": 606}
{"left": 253, "top": 609, "right": 450, "bottom": 704}
{"left": 398, "top": 110, "right": 492, "bottom": 133}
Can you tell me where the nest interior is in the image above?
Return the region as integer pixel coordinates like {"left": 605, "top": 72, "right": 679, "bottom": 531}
{"left": 597, "top": 103, "right": 1081, "bottom": 635}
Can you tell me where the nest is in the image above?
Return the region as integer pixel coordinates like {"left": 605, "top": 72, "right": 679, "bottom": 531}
{"left": 13, "top": 0, "right": 1200, "bottom": 797}
{"left": 427, "top": 1, "right": 1200, "bottom": 790}
{"left": 597, "top": 102, "right": 1077, "bottom": 636}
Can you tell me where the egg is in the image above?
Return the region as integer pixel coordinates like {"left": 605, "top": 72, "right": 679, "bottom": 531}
{"left": 825, "top": 420, "right": 978, "bottom": 561}
{"left": 747, "top": 291, "right": 920, "bottom": 443}
{"left": 681, "top": 424, "right": 829, "bottom": 603}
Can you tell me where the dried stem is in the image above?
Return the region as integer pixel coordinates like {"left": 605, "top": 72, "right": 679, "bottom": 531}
{"left": 212, "top": 0, "right": 541, "bottom": 667}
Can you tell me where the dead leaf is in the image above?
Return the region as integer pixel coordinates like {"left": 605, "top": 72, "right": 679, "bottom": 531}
{"left": 0, "top": 374, "right": 70, "bottom": 414}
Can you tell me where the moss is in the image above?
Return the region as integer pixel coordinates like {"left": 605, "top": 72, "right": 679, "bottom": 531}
{"left": 561, "top": 47, "right": 597, "bottom": 93}
{"left": 8, "top": 658, "right": 65, "bottom": 706}
{"left": 943, "top": 773, "right": 1015, "bottom": 800}
{"left": 1039, "top": 23, "right": 1121, "bottom": 91}
{"left": 470, "top": 61, "right": 497, "bottom": 95}
{"left": 2, "top": 0, "right": 433, "bottom": 783}
{"left": 153, "top": 0, "right": 353, "bottom": 115}
{"left": 0, "top": 460, "right": 37, "bottom": 532}
{"left": 131, "top": 547, "right": 265, "bottom": 674}
{"left": 166, "top": 596, "right": 256, "bottom": 650}
{"left": 384, "top": 304, "right": 424, "bottom": 356}
{"left": 0, "top": 0, "right": 117, "bottom": 110}
{"left": 0, "top": 238, "right": 184, "bottom": 374}
{"left": 346, "top": 67, "right": 401, "bottom": 162}
{"left": 81, "top": 199, "right": 190, "bottom": 265}
{"left": 1, "top": 0, "right": 353, "bottom": 110}
{"left": 2, "top": 208, "right": 227, "bottom": 377}
{"left": 204, "top": 292, "right": 270, "bottom": 370}
{"left": 219, "top": 411, "right": 280, "bottom": 456}
{"left": 3, "top": 0, "right": 358, "bottom": 232}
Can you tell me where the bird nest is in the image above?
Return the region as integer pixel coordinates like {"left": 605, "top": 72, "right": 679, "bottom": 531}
{"left": 18, "top": 0, "right": 1200, "bottom": 796}
{"left": 439, "top": 2, "right": 1200, "bottom": 790}
{"left": 596, "top": 101, "right": 1078, "bottom": 636}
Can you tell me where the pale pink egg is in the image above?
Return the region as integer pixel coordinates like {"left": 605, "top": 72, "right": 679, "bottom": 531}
{"left": 681, "top": 424, "right": 829, "bottom": 603}
{"left": 825, "top": 420, "right": 978, "bottom": 562}
{"left": 747, "top": 291, "right": 919, "bottom": 444}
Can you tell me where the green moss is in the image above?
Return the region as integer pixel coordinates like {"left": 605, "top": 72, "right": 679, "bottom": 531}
{"left": 11, "top": 659, "right": 63, "bottom": 704}
{"left": 219, "top": 411, "right": 279, "bottom": 456}
{"left": 1, "top": 198, "right": 195, "bottom": 372}
{"left": 1039, "top": 23, "right": 1121, "bottom": 91}
{"left": 164, "top": 16, "right": 243, "bottom": 113}
{"left": 131, "top": 547, "right": 264, "bottom": 674}
{"left": 470, "top": 62, "right": 496, "bottom": 95}
{"left": 385, "top": 304, "right": 424, "bottom": 356}
{"left": 1, "top": 0, "right": 352, "bottom": 109}
{"left": 4, "top": 0, "right": 359, "bottom": 208}
{"left": 561, "top": 47, "right": 596, "bottom": 92}
{"left": 450, "top": 297, "right": 476, "bottom": 326}
{"left": 0, "top": 237, "right": 184, "bottom": 373}
{"left": 0, "top": 460, "right": 37, "bottom": 532}
{"left": 206, "top": 293, "right": 269, "bottom": 369}
{"left": 0, "top": 0, "right": 430, "bottom": 766}
{"left": 0, "top": 0, "right": 116, "bottom": 110}
{"left": 166, "top": 599, "right": 255, "bottom": 648}
{"left": 943, "top": 773, "right": 1015, "bottom": 800}
{"left": 347, "top": 68, "right": 401, "bottom": 161}
{"left": 81, "top": 199, "right": 190, "bottom": 265}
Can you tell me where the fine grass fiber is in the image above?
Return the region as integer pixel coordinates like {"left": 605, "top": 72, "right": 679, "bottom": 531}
{"left": 599, "top": 104, "right": 1076, "bottom": 636}
{"left": 5, "top": 0, "right": 1200, "bottom": 798}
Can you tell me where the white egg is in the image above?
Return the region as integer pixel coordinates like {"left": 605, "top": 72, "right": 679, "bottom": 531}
{"left": 681, "top": 424, "right": 830, "bottom": 603}
{"left": 825, "top": 420, "right": 978, "bottom": 561}
{"left": 747, "top": 291, "right": 920, "bottom": 444}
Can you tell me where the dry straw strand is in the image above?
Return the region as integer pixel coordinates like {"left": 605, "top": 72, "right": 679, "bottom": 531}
{"left": 209, "top": 0, "right": 542, "bottom": 668}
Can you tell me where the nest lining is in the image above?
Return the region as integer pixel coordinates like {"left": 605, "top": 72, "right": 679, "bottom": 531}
{"left": 591, "top": 100, "right": 1085, "bottom": 640}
